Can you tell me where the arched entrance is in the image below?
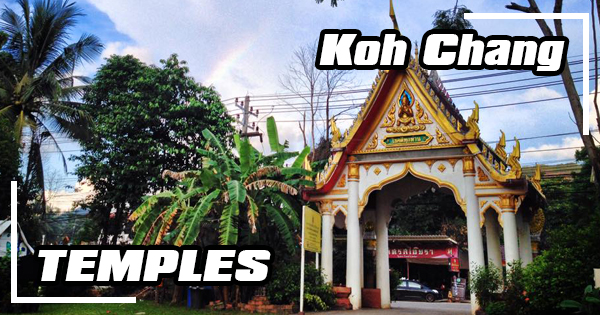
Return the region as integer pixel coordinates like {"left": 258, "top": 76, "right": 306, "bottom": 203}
{"left": 303, "top": 53, "right": 546, "bottom": 313}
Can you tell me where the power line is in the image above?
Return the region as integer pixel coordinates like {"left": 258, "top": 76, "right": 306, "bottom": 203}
{"left": 222, "top": 57, "right": 593, "bottom": 102}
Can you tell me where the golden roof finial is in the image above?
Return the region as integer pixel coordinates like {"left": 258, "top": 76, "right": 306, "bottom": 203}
{"left": 389, "top": 0, "right": 400, "bottom": 33}
{"left": 507, "top": 137, "right": 522, "bottom": 178}
{"left": 465, "top": 101, "right": 480, "bottom": 140}
{"left": 495, "top": 130, "right": 507, "bottom": 160}
{"left": 534, "top": 163, "right": 541, "bottom": 182}
{"left": 414, "top": 40, "right": 419, "bottom": 64}
{"left": 531, "top": 164, "right": 543, "bottom": 192}
{"left": 330, "top": 118, "right": 341, "bottom": 146}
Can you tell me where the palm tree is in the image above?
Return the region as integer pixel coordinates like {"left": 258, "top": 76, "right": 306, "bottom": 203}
{"left": 129, "top": 117, "right": 312, "bottom": 253}
{"left": 0, "top": 0, "right": 103, "bottom": 212}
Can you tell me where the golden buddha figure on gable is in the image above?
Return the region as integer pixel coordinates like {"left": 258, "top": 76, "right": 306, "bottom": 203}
{"left": 397, "top": 92, "right": 415, "bottom": 126}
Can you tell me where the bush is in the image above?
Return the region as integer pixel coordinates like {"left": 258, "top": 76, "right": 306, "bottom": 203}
{"left": 485, "top": 301, "right": 507, "bottom": 315}
{"left": 266, "top": 262, "right": 336, "bottom": 311}
{"left": 504, "top": 262, "right": 531, "bottom": 315}
{"left": 0, "top": 254, "right": 10, "bottom": 310}
{"left": 469, "top": 265, "right": 502, "bottom": 310}
{"left": 523, "top": 224, "right": 600, "bottom": 314}
{"left": 560, "top": 285, "right": 600, "bottom": 315}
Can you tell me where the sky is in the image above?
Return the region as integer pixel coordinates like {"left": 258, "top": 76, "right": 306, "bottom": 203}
{"left": 1, "top": 0, "right": 598, "bottom": 194}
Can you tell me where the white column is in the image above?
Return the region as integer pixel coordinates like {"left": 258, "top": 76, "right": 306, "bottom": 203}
{"left": 484, "top": 211, "right": 503, "bottom": 271}
{"left": 463, "top": 156, "right": 485, "bottom": 315}
{"left": 376, "top": 193, "right": 391, "bottom": 309}
{"left": 346, "top": 162, "right": 362, "bottom": 310}
{"left": 360, "top": 222, "right": 364, "bottom": 289}
{"left": 320, "top": 201, "right": 334, "bottom": 283}
{"left": 500, "top": 195, "right": 520, "bottom": 269}
{"left": 517, "top": 212, "right": 533, "bottom": 266}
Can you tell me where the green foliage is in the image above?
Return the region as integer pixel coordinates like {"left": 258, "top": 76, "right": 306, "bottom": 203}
{"left": 129, "top": 119, "right": 312, "bottom": 254}
{"left": 266, "top": 262, "right": 336, "bottom": 311}
{"left": 432, "top": 5, "right": 473, "bottom": 30}
{"left": 522, "top": 222, "right": 600, "bottom": 314}
{"left": 74, "top": 54, "right": 233, "bottom": 244}
{"left": 0, "top": 254, "right": 9, "bottom": 308}
{"left": 389, "top": 189, "right": 467, "bottom": 247}
{"left": 389, "top": 269, "right": 401, "bottom": 294}
{"left": 504, "top": 262, "right": 531, "bottom": 315}
{"left": 469, "top": 265, "right": 502, "bottom": 310}
{"left": 560, "top": 285, "right": 600, "bottom": 315}
{"left": 485, "top": 301, "right": 508, "bottom": 315}
{"left": 0, "top": 117, "right": 20, "bottom": 219}
{"left": 0, "top": 0, "right": 103, "bottom": 218}
{"left": 540, "top": 149, "right": 598, "bottom": 249}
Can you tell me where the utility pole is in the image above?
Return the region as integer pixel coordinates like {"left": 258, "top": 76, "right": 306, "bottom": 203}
{"left": 235, "top": 95, "right": 263, "bottom": 141}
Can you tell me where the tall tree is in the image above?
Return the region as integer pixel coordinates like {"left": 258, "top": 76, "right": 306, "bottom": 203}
{"left": 0, "top": 0, "right": 103, "bottom": 214}
{"left": 279, "top": 42, "right": 354, "bottom": 158}
{"left": 506, "top": 0, "right": 600, "bottom": 192}
{"left": 432, "top": 1, "right": 474, "bottom": 30}
{"left": 74, "top": 54, "right": 233, "bottom": 244}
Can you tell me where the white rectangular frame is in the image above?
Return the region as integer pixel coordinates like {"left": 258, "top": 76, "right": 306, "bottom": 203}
{"left": 465, "top": 13, "right": 590, "bottom": 135}
{"left": 11, "top": 181, "right": 136, "bottom": 303}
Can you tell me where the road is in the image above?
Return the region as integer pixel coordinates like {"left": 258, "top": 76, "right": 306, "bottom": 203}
{"left": 314, "top": 301, "right": 470, "bottom": 315}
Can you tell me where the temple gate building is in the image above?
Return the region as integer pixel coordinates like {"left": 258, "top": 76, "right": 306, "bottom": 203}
{"left": 303, "top": 7, "right": 546, "bottom": 312}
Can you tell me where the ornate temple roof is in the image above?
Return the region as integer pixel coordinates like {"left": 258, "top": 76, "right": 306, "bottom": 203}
{"left": 303, "top": 0, "right": 544, "bottom": 204}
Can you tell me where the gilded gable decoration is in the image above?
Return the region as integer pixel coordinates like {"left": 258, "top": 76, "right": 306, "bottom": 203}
{"left": 337, "top": 173, "right": 347, "bottom": 188}
{"left": 366, "top": 133, "right": 378, "bottom": 150}
{"left": 381, "top": 103, "right": 396, "bottom": 127}
{"left": 382, "top": 86, "right": 430, "bottom": 134}
{"left": 477, "top": 167, "right": 490, "bottom": 182}
{"left": 435, "top": 128, "right": 450, "bottom": 144}
{"left": 415, "top": 102, "right": 432, "bottom": 124}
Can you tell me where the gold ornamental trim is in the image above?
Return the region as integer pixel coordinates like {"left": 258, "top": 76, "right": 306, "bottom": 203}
{"left": 463, "top": 156, "right": 475, "bottom": 175}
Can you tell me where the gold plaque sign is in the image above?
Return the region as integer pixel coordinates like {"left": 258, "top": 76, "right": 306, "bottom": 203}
{"left": 382, "top": 132, "right": 433, "bottom": 147}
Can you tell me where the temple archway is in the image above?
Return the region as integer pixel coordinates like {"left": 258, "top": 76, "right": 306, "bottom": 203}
{"left": 303, "top": 51, "right": 546, "bottom": 312}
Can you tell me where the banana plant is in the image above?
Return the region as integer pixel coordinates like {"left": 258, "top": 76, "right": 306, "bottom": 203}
{"left": 128, "top": 117, "right": 312, "bottom": 253}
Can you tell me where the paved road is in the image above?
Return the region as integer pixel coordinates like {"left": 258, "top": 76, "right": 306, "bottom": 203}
{"left": 315, "top": 301, "right": 470, "bottom": 315}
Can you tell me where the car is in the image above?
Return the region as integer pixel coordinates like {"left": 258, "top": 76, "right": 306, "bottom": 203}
{"left": 392, "top": 280, "right": 442, "bottom": 302}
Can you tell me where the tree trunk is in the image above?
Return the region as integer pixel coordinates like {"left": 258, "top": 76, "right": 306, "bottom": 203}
{"left": 506, "top": 0, "right": 600, "bottom": 192}
{"left": 171, "top": 285, "right": 182, "bottom": 305}
{"left": 222, "top": 286, "right": 229, "bottom": 305}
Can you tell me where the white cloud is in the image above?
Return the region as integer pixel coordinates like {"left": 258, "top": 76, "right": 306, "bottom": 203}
{"left": 102, "top": 42, "right": 154, "bottom": 64}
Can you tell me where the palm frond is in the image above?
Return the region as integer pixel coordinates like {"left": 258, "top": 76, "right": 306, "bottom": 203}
{"left": 224, "top": 180, "right": 246, "bottom": 203}
{"left": 245, "top": 179, "right": 298, "bottom": 195}
{"left": 266, "top": 204, "right": 296, "bottom": 254}
{"left": 175, "top": 189, "right": 220, "bottom": 246}
{"left": 292, "top": 146, "right": 310, "bottom": 168}
{"left": 155, "top": 203, "right": 180, "bottom": 245}
{"left": 246, "top": 196, "right": 258, "bottom": 234}
{"left": 219, "top": 202, "right": 239, "bottom": 245}
{"left": 271, "top": 193, "right": 300, "bottom": 228}
{"left": 243, "top": 166, "right": 282, "bottom": 185}
{"left": 162, "top": 169, "right": 201, "bottom": 181}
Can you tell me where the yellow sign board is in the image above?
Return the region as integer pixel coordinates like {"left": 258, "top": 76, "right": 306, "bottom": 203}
{"left": 303, "top": 206, "right": 321, "bottom": 253}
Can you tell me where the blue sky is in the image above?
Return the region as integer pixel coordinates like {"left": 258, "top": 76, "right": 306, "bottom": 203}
{"left": 0, "top": 0, "right": 597, "bottom": 191}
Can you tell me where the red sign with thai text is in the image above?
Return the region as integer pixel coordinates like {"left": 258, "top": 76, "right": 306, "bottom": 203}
{"left": 449, "top": 257, "right": 460, "bottom": 272}
{"left": 388, "top": 245, "right": 458, "bottom": 259}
